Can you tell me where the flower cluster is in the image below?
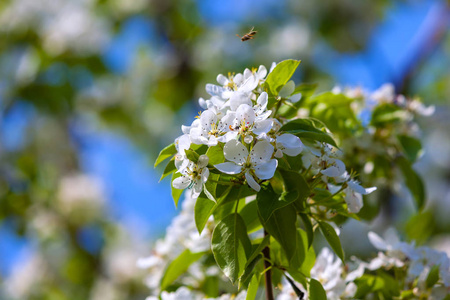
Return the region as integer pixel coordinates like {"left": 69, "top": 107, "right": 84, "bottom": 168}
{"left": 277, "top": 229, "right": 450, "bottom": 300}
{"left": 170, "top": 63, "right": 375, "bottom": 213}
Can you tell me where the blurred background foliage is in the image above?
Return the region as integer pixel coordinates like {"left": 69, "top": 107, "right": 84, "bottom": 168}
{"left": 0, "top": 0, "right": 448, "bottom": 299}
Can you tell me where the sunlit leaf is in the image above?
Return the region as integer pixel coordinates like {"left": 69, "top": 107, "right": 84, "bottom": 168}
{"left": 212, "top": 213, "right": 252, "bottom": 283}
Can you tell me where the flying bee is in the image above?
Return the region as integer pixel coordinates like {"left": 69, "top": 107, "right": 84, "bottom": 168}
{"left": 236, "top": 27, "right": 257, "bottom": 42}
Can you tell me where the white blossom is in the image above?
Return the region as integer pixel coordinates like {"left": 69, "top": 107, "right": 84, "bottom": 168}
{"left": 215, "top": 140, "right": 277, "bottom": 192}
{"left": 172, "top": 155, "right": 210, "bottom": 198}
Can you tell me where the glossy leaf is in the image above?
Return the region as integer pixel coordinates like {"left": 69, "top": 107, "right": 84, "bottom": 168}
{"left": 240, "top": 200, "right": 262, "bottom": 233}
{"left": 211, "top": 213, "right": 252, "bottom": 283}
{"left": 154, "top": 143, "right": 177, "bottom": 167}
{"left": 299, "top": 213, "right": 314, "bottom": 248}
{"left": 265, "top": 59, "right": 301, "bottom": 96}
{"left": 318, "top": 221, "right": 344, "bottom": 263}
{"left": 185, "top": 149, "right": 200, "bottom": 163}
{"left": 280, "top": 118, "right": 337, "bottom": 147}
{"left": 206, "top": 144, "right": 225, "bottom": 165}
{"left": 159, "top": 159, "right": 176, "bottom": 182}
{"left": 309, "top": 278, "right": 327, "bottom": 300}
{"left": 160, "top": 249, "right": 204, "bottom": 290}
{"left": 264, "top": 204, "right": 297, "bottom": 261}
{"left": 195, "top": 195, "right": 216, "bottom": 234}
{"left": 246, "top": 274, "right": 260, "bottom": 300}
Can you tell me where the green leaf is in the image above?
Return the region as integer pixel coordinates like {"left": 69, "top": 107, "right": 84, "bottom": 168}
{"left": 318, "top": 221, "right": 344, "bottom": 263}
{"left": 195, "top": 195, "right": 216, "bottom": 234}
{"left": 426, "top": 265, "right": 440, "bottom": 288}
{"left": 264, "top": 205, "right": 297, "bottom": 261}
{"left": 245, "top": 235, "right": 271, "bottom": 267}
{"left": 405, "top": 211, "right": 435, "bottom": 245}
{"left": 278, "top": 169, "right": 310, "bottom": 206}
{"left": 257, "top": 185, "right": 292, "bottom": 223}
{"left": 240, "top": 200, "right": 262, "bottom": 233}
{"left": 212, "top": 213, "right": 252, "bottom": 283}
{"left": 289, "top": 229, "right": 316, "bottom": 277}
{"left": 370, "top": 103, "right": 407, "bottom": 127}
{"left": 265, "top": 59, "right": 301, "bottom": 96}
{"left": 206, "top": 144, "right": 225, "bottom": 165}
{"left": 155, "top": 143, "right": 176, "bottom": 167}
{"left": 246, "top": 274, "right": 260, "bottom": 300}
{"left": 290, "top": 229, "right": 306, "bottom": 269}
{"left": 354, "top": 275, "right": 385, "bottom": 298}
{"left": 159, "top": 159, "right": 176, "bottom": 182}
{"left": 299, "top": 213, "right": 314, "bottom": 248}
{"left": 398, "top": 135, "right": 423, "bottom": 163}
{"left": 185, "top": 149, "right": 200, "bottom": 163}
{"left": 309, "top": 278, "right": 327, "bottom": 300}
{"left": 397, "top": 156, "right": 425, "bottom": 210}
{"left": 171, "top": 172, "right": 183, "bottom": 207}
{"left": 160, "top": 249, "right": 204, "bottom": 290}
{"left": 280, "top": 119, "right": 337, "bottom": 147}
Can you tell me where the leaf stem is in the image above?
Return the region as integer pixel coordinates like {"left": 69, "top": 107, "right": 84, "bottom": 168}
{"left": 263, "top": 230, "right": 274, "bottom": 300}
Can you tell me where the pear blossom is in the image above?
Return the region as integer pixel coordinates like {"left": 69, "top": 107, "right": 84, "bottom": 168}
{"left": 225, "top": 103, "right": 273, "bottom": 143}
{"left": 279, "top": 80, "right": 302, "bottom": 103}
{"left": 274, "top": 133, "right": 304, "bottom": 158}
{"left": 343, "top": 179, "right": 377, "bottom": 213}
{"left": 172, "top": 155, "right": 210, "bottom": 198}
{"left": 214, "top": 140, "right": 277, "bottom": 191}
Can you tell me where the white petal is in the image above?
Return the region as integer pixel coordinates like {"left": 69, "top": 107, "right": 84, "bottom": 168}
{"left": 256, "top": 92, "right": 268, "bottom": 109}
{"left": 253, "top": 119, "right": 273, "bottom": 135}
{"left": 222, "top": 131, "right": 239, "bottom": 142}
{"left": 321, "top": 166, "right": 339, "bottom": 177}
{"left": 189, "top": 127, "right": 208, "bottom": 144}
{"left": 223, "top": 140, "right": 248, "bottom": 164}
{"left": 269, "top": 62, "right": 277, "bottom": 73}
{"left": 334, "top": 159, "right": 346, "bottom": 175}
{"left": 279, "top": 80, "right": 295, "bottom": 98}
{"left": 206, "top": 84, "right": 224, "bottom": 98}
{"left": 214, "top": 162, "right": 242, "bottom": 174}
{"left": 368, "top": 231, "right": 388, "bottom": 251}
{"left": 198, "top": 97, "right": 207, "bottom": 109}
{"left": 243, "top": 68, "right": 252, "bottom": 79}
{"left": 229, "top": 91, "right": 252, "bottom": 111}
{"left": 218, "top": 111, "right": 236, "bottom": 131}
{"left": 255, "top": 110, "right": 272, "bottom": 121}
{"left": 364, "top": 186, "right": 377, "bottom": 195}
{"left": 245, "top": 171, "right": 260, "bottom": 192}
{"left": 216, "top": 74, "right": 228, "bottom": 85}
{"left": 200, "top": 110, "right": 217, "bottom": 129}
{"left": 250, "top": 140, "right": 274, "bottom": 165}
{"left": 239, "top": 75, "right": 258, "bottom": 92}
{"left": 289, "top": 93, "right": 302, "bottom": 103}
{"left": 200, "top": 167, "right": 209, "bottom": 183}
{"left": 236, "top": 104, "right": 256, "bottom": 125}
{"left": 345, "top": 190, "right": 363, "bottom": 213}
{"left": 197, "top": 155, "right": 209, "bottom": 168}
{"left": 207, "top": 136, "right": 218, "bottom": 146}
{"left": 234, "top": 73, "right": 243, "bottom": 84}
{"left": 256, "top": 65, "right": 267, "bottom": 79}
{"left": 193, "top": 180, "right": 203, "bottom": 196}
{"left": 172, "top": 176, "right": 191, "bottom": 189}
{"left": 253, "top": 159, "right": 277, "bottom": 180}
{"left": 175, "top": 155, "right": 189, "bottom": 172}
{"left": 277, "top": 134, "right": 303, "bottom": 156}
{"left": 175, "top": 134, "right": 190, "bottom": 155}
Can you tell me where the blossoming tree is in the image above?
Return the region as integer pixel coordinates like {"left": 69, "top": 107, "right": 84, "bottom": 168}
{"left": 144, "top": 60, "right": 449, "bottom": 300}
